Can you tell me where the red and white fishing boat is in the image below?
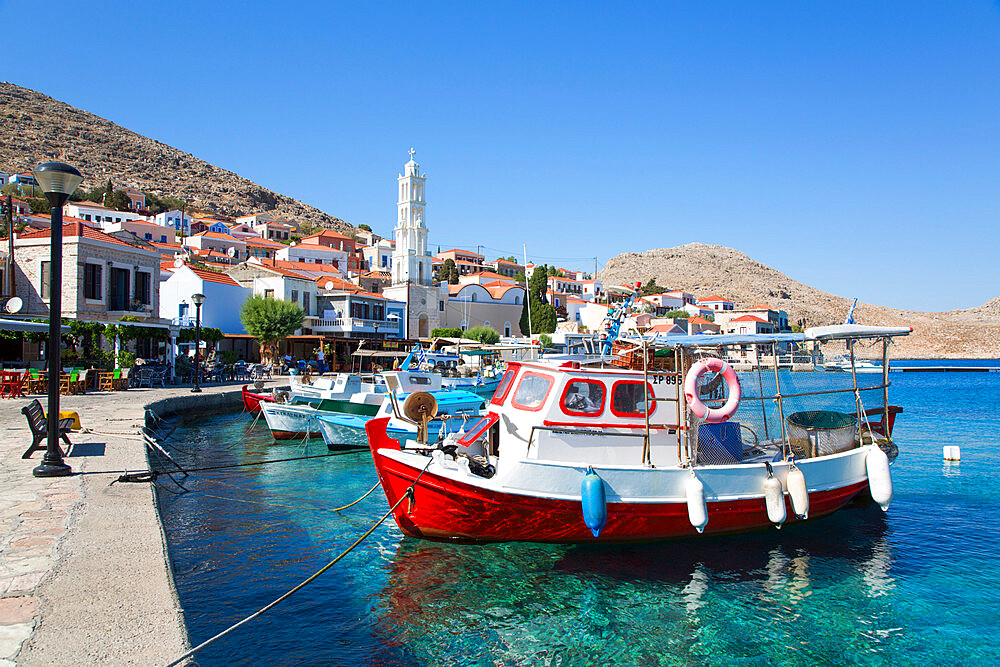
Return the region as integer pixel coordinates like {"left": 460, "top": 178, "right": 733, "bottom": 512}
{"left": 367, "top": 325, "right": 909, "bottom": 543}
{"left": 241, "top": 384, "right": 276, "bottom": 413}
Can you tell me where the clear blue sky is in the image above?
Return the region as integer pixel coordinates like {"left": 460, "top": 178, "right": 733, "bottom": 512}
{"left": 5, "top": 1, "right": 999, "bottom": 311}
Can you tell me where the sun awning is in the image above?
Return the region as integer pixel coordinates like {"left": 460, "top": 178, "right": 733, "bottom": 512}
{"left": 0, "top": 318, "right": 70, "bottom": 333}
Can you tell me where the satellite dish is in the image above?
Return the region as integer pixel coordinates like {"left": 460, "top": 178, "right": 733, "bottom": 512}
{"left": 173, "top": 257, "right": 184, "bottom": 268}
{"left": 227, "top": 247, "right": 236, "bottom": 257}
{"left": 5, "top": 297, "right": 22, "bottom": 314}
{"left": 402, "top": 391, "right": 438, "bottom": 422}
{"left": 324, "top": 280, "right": 333, "bottom": 290}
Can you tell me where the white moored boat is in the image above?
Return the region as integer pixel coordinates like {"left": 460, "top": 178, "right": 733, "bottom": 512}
{"left": 367, "top": 325, "right": 910, "bottom": 543}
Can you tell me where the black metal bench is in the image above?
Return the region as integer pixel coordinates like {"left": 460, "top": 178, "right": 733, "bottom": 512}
{"left": 21, "top": 399, "right": 74, "bottom": 459}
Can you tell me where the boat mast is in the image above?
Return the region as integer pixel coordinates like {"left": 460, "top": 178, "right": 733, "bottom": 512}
{"left": 523, "top": 244, "right": 533, "bottom": 353}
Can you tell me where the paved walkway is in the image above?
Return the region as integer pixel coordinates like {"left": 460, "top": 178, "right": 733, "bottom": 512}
{"left": 0, "top": 381, "right": 256, "bottom": 665}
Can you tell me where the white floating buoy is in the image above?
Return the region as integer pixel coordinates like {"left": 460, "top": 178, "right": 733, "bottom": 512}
{"left": 763, "top": 464, "right": 786, "bottom": 528}
{"left": 943, "top": 445, "right": 961, "bottom": 461}
{"left": 685, "top": 474, "right": 708, "bottom": 533}
{"left": 786, "top": 465, "right": 809, "bottom": 520}
{"left": 866, "top": 445, "right": 893, "bottom": 511}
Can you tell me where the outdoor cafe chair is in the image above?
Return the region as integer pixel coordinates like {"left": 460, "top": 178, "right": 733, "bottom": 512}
{"left": 136, "top": 368, "right": 153, "bottom": 388}
{"left": 100, "top": 369, "right": 120, "bottom": 391}
{"left": 0, "top": 370, "right": 25, "bottom": 399}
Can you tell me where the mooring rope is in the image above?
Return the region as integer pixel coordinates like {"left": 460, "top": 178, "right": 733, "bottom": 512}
{"left": 163, "top": 458, "right": 433, "bottom": 667}
{"left": 198, "top": 481, "right": 380, "bottom": 513}
{"left": 94, "top": 450, "right": 365, "bottom": 483}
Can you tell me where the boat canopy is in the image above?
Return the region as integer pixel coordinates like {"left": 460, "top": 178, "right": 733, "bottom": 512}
{"left": 643, "top": 324, "right": 911, "bottom": 349}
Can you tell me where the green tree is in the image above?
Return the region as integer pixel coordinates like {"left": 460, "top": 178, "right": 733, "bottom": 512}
{"left": 463, "top": 325, "right": 500, "bottom": 344}
{"left": 640, "top": 278, "right": 661, "bottom": 295}
{"left": 298, "top": 221, "right": 316, "bottom": 236}
{"left": 539, "top": 334, "right": 553, "bottom": 349}
{"left": 27, "top": 198, "right": 50, "bottom": 214}
{"left": 519, "top": 264, "right": 557, "bottom": 335}
{"left": 440, "top": 258, "right": 459, "bottom": 284}
{"left": 431, "top": 327, "right": 464, "bottom": 338}
{"left": 240, "top": 295, "right": 305, "bottom": 363}
{"left": 358, "top": 224, "right": 372, "bottom": 232}
{"left": 664, "top": 309, "right": 689, "bottom": 319}
{"left": 105, "top": 189, "right": 131, "bottom": 211}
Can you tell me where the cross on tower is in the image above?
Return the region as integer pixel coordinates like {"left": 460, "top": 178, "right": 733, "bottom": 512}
{"left": 408, "top": 147, "right": 415, "bottom": 160}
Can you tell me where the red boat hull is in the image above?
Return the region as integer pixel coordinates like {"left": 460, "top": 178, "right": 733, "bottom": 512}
{"left": 366, "top": 418, "right": 871, "bottom": 544}
{"left": 242, "top": 385, "right": 275, "bottom": 413}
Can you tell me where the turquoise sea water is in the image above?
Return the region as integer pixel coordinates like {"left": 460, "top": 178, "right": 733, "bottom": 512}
{"left": 156, "top": 367, "right": 1000, "bottom": 665}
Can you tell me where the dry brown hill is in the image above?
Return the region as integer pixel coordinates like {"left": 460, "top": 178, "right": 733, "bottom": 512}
{"left": 0, "top": 83, "right": 351, "bottom": 232}
{"left": 599, "top": 243, "right": 1000, "bottom": 359}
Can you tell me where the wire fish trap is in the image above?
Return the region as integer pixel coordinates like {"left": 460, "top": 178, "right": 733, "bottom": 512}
{"left": 786, "top": 410, "right": 858, "bottom": 458}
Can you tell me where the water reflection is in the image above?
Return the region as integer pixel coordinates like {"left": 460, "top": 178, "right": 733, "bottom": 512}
{"left": 372, "top": 505, "right": 895, "bottom": 664}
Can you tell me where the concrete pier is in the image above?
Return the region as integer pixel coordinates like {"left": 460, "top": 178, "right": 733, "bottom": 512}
{"left": 0, "top": 382, "right": 249, "bottom": 665}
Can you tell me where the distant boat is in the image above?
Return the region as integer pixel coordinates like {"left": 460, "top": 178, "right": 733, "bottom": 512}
{"left": 819, "top": 355, "right": 884, "bottom": 374}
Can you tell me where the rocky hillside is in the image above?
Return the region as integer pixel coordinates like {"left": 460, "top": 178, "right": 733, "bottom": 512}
{"left": 0, "top": 83, "right": 351, "bottom": 232}
{"left": 600, "top": 243, "right": 1000, "bottom": 359}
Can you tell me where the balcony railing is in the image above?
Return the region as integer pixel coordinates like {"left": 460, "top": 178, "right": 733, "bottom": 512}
{"left": 307, "top": 317, "right": 399, "bottom": 333}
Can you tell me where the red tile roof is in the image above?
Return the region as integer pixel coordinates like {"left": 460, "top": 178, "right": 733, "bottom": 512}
{"left": 19, "top": 222, "right": 149, "bottom": 250}
{"left": 315, "top": 276, "right": 361, "bottom": 292}
{"left": 750, "top": 304, "right": 772, "bottom": 310}
{"left": 730, "top": 315, "right": 768, "bottom": 323}
{"left": 688, "top": 315, "right": 716, "bottom": 325}
{"left": 187, "top": 265, "right": 240, "bottom": 286}
{"left": 191, "top": 231, "right": 241, "bottom": 241}
{"left": 699, "top": 295, "right": 730, "bottom": 302}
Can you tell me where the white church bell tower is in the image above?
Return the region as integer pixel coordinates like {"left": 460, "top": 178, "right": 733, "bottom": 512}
{"left": 392, "top": 148, "right": 432, "bottom": 286}
{"left": 383, "top": 149, "right": 441, "bottom": 338}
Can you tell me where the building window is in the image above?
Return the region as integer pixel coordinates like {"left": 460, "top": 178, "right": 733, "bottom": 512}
{"left": 264, "top": 289, "right": 274, "bottom": 299}
{"left": 40, "top": 261, "right": 51, "bottom": 299}
{"left": 84, "top": 264, "right": 103, "bottom": 300}
{"left": 161, "top": 235, "right": 167, "bottom": 243}
{"left": 144, "top": 233, "right": 152, "bottom": 240}
{"left": 303, "top": 292, "right": 310, "bottom": 316}
{"left": 439, "top": 301, "right": 444, "bottom": 312}
{"left": 134, "top": 271, "right": 152, "bottom": 305}
{"left": 291, "top": 290, "right": 298, "bottom": 304}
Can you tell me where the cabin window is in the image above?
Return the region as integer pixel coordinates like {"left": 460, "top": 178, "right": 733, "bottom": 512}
{"left": 560, "top": 379, "right": 605, "bottom": 416}
{"left": 408, "top": 375, "right": 431, "bottom": 385}
{"left": 609, "top": 380, "right": 656, "bottom": 418}
{"left": 512, "top": 371, "right": 554, "bottom": 411}
{"left": 490, "top": 367, "right": 517, "bottom": 405}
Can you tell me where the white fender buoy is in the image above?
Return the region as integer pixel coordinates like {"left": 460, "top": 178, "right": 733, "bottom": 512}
{"left": 763, "top": 462, "right": 786, "bottom": 528}
{"left": 866, "top": 445, "right": 893, "bottom": 511}
{"left": 685, "top": 474, "right": 708, "bottom": 533}
{"left": 943, "top": 445, "right": 961, "bottom": 461}
{"left": 786, "top": 465, "right": 809, "bottom": 520}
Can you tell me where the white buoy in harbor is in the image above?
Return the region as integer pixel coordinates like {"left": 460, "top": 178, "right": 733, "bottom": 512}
{"left": 866, "top": 445, "right": 893, "bottom": 511}
{"left": 943, "top": 445, "right": 961, "bottom": 461}
{"left": 685, "top": 474, "right": 708, "bottom": 533}
{"left": 786, "top": 465, "right": 809, "bottom": 519}
{"left": 763, "top": 463, "right": 786, "bottom": 528}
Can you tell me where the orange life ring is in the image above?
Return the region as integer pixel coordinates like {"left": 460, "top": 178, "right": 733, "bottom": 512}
{"left": 684, "top": 358, "right": 741, "bottom": 423}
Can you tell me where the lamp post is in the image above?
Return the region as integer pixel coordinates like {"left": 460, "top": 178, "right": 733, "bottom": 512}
{"left": 191, "top": 293, "right": 206, "bottom": 393}
{"left": 32, "top": 162, "right": 83, "bottom": 478}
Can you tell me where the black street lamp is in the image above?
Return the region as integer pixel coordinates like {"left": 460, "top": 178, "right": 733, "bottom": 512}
{"left": 191, "top": 293, "right": 206, "bottom": 393}
{"left": 32, "top": 162, "right": 84, "bottom": 478}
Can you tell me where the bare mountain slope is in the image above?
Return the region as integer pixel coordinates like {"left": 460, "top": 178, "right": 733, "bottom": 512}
{"left": 599, "top": 243, "right": 1000, "bottom": 359}
{"left": 0, "top": 82, "right": 350, "bottom": 232}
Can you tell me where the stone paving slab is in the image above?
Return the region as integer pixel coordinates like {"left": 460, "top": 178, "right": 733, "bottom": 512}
{"left": 0, "top": 381, "right": 255, "bottom": 665}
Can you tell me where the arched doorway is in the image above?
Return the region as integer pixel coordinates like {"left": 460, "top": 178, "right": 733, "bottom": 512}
{"left": 418, "top": 314, "right": 429, "bottom": 338}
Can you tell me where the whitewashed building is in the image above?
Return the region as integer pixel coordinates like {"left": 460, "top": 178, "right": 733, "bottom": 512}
{"left": 159, "top": 262, "right": 250, "bottom": 332}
